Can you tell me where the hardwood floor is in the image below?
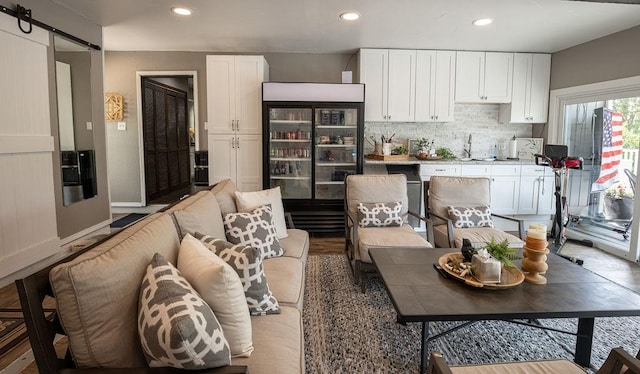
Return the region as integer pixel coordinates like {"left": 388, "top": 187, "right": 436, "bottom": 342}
{"left": 2, "top": 236, "right": 639, "bottom": 373}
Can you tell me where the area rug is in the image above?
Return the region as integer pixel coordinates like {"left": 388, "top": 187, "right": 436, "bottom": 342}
{"left": 110, "top": 213, "right": 147, "bottom": 228}
{"left": 0, "top": 308, "right": 56, "bottom": 356}
{"left": 303, "top": 254, "right": 640, "bottom": 373}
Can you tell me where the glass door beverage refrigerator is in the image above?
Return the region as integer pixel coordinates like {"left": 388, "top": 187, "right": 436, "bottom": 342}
{"left": 262, "top": 82, "right": 364, "bottom": 233}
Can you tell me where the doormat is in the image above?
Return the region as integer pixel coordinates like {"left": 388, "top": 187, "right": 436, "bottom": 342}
{"left": 110, "top": 213, "right": 148, "bottom": 228}
{"left": 0, "top": 308, "right": 55, "bottom": 356}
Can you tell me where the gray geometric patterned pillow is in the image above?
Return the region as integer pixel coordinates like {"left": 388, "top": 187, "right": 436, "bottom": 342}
{"left": 223, "top": 204, "right": 284, "bottom": 259}
{"left": 138, "top": 253, "right": 231, "bottom": 369}
{"left": 447, "top": 205, "right": 495, "bottom": 228}
{"left": 194, "top": 233, "right": 281, "bottom": 316}
{"left": 357, "top": 202, "right": 403, "bottom": 227}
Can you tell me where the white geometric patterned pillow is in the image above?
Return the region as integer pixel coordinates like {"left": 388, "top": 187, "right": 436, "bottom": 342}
{"left": 194, "top": 233, "right": 281, "bottom": 316}
{"left": 447, "top": 205, "right": 495, "bottom": 228}
{"left": 224, "top": 204, "right": 284, "bottom": 259}
{"left": 138, "top": 253, "right": 231, "bottom": 369}
{"left": 357, "top": 202, "right": 403, "bottom": 227}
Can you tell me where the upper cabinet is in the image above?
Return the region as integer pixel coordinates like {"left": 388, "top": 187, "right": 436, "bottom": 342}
{"left": 415, "top": 50, "right": 456, "bottom": 122}
{"left": 206, "top": 55, "right": 269, "bottom": 134}
{"left": 359, "top": 49, "right": 416, "bottom": 122}
{"left": 455, "top": 51, "right": 513, "bottom": 103}
{"left": 499, "top": 53, "right": 551, "bottom": 124}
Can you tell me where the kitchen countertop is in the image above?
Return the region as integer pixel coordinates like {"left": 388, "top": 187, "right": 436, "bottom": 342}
{"left": 364, "top": 156, "right": 536, "bottom": 165}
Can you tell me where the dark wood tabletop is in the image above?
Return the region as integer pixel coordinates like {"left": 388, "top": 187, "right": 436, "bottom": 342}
{"left": 370, "top": 246, "right": 640, "bottom": 372}
{"left": 369, "top": 247, "right": 640, "bottom": 322}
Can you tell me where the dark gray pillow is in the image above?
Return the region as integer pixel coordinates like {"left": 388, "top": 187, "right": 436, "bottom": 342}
{"left": 138, "top": 253, "right": 231, "bottom": 369}
{"left": 195, "top": 233, "right": 281, "bottom": 316}
{"left": 447, "top": 205, "right": 494, "bottom": 228}
{"left": 223, "top": 204, "right": 284, "bottom": 259}
{"left": 357, "top": 202, "right": 403, "bottom": 227}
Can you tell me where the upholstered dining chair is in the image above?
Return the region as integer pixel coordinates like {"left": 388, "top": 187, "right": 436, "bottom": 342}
{"left": 425, "top": 176, "right": 525, "bottom": 248}
{"left": 344, "top": 174, "right": 433, "bottom": 292}
{"left": 427, "top": 347, "right": 640, "bottom": 374}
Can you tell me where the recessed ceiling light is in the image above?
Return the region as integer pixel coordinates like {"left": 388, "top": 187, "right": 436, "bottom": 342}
{"left": 472, "top": 18, "right": 493, "bottom": 26}
{"left": 340, "top": 12, "right": 360, "bottom": 21}
{"left": 171, "top": 7, "right": 192, "bottom": 16}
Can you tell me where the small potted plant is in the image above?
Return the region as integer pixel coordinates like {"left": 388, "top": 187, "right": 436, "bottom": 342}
{"left": 415, "top": 138, "right": 430, "bottom": 159}
{"left": 604, "top": 183, "right": 634, "bottom": 219}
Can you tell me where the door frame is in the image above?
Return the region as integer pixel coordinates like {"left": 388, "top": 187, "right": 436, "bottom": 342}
{"left": 548, "top": 75, "right": 640, "bottom": 262}
{"left": 135, "top": 70, "right": 199, "bottom": 206}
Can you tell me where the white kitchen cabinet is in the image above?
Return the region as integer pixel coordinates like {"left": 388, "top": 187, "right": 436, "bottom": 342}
{"left": 519, "top": 165, "right": 555, "bottom": 215}
{"left": 455, "top": 51, "right": 513, "bottom": 103}
{"left": 209, "top": 134, "right": 262, "bottom": 192}
{"left": 490, "top": 165, "right": 521, "bottom": 214}
{"left": 359, "top": 49, "right": 416, "bottom": 122}
{"left": 206, "top": 55, "right": 269, "bottom": 134}
{"left": 499, "top": 53, "right": 551, "bottom": 124}
{"left": 460, "top": 164, "right": 519, "bottom": 214}
{"left": 415, "top": 50, "right": 456, "bottom": 122}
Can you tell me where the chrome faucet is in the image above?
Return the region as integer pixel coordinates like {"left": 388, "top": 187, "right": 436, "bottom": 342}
{"left": 463, "top": 134, "right": 472, "bottom": 158}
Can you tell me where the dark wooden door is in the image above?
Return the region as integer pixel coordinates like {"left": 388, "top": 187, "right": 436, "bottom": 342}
{"left": 142, "top": 78, "right": 190, "bottom": 201}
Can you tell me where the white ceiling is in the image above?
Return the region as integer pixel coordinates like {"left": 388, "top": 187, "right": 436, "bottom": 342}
{"left": 52, "top": 0, "right": 640, "bottom": 54}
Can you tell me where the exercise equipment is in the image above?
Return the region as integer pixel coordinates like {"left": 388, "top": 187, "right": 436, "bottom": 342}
{"left": 535, "top": 144, "right": 589, "bottom": 265}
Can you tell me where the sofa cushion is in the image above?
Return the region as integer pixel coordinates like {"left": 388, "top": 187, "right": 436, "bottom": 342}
{"left": 231, "top": 306, "right": 303, "bottom": 374}
{"left": 357, "top": 201, "right": 403, "bottom": 227}
{"left": 433, "top": 224, "right": 524, "bottom": 249}
{"left": 263, "top": 257, "right": 305, "bottom": 310}
{"left": 447, "top": 205, "right": 494, "bottom": 228}
{"left": 356, "top": 225, "right": 432, "bottom": 263}
{"left": 224, "top": 204, "right": 283, "bottom": 259}
{"left": 278, "top": 229, "right": 309, "bottom": 262}
{"left": 168, "top": 191, "right": 226, "bottom": 240}
{"left": 235, "top": 187, "right": 288, "bottom": 239}
{"left": 211, "top": 179, "right": 238, "bottom": 214}
{"left": 49, "top": 213, "right": 181, "bottom": 368}
{"left": 178, "top": 234, "right": 253, "bottom": 358}
{"left": 195, "top": 234, "right": 281, "bottom": 316}
{"left": 138, "top": 253, "right": 231, "bottom": 369}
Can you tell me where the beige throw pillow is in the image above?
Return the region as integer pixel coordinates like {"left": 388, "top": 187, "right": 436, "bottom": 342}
{"left": 178, "top": 234, "right": 253, "bottom": 358}
{"left": 235, "top": 187, "right": 288, "bottom": 239}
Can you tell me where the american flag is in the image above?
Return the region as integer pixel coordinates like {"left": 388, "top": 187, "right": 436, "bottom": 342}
{"left": 592, "top": 108, "right": 624, "bottom": 191}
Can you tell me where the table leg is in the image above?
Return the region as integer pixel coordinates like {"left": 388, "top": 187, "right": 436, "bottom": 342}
{"left": 420, "top": 321, "right": 430, "bottom": 374}
{"left": 575, "top": 317, "right": 594, "bottom": 367}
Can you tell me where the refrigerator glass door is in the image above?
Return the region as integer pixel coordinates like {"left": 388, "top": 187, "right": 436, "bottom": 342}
{"left": 314, "top": 108, "right": 358, "bottom": 200}
{"left": 268, "top": 108, "right": 312, "bottom": 199}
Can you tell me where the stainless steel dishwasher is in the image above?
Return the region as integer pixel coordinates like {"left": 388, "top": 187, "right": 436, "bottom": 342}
{"left": 385, "top": 164, "right": 422, "bottom": 228}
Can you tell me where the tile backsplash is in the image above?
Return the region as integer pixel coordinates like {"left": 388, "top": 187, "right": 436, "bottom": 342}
{"left": 364, "top": 104, "right": 534, "bottom": 159}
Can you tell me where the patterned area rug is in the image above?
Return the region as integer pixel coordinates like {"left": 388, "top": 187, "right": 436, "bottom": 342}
{"left": 0, "top": 308, "right": 56, "bottom": 357}
{"left": 303, "top": 254, "right": 640, "bottom": 373}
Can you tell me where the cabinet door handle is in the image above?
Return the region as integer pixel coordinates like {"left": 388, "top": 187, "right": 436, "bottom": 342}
{"left": 435, "top": 115, "right": 439, "bottom": 120}
{"left": 231, "top": 138, "right": 235, "bottom": 148}
{"left": 236, "top": 120, "right": 239, "bottom": 130}
{"left": 435, "top": 169, "right": 446, "bottom": 172}
{"left": 236, "top": 138, "right": 240, "bottom": 148}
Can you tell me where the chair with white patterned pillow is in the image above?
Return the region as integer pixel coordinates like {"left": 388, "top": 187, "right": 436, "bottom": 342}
{"left": 425, "top": 176, "right": 524, "bottom": 249}
{"left": 344, "top": 174, "right": 433, "bottom": 292}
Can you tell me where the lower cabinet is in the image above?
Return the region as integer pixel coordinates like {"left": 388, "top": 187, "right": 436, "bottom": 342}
{"left": 423, "top": 163, "right": 551, "bottom": 216}
{"left": 209, "top": 134, "right": 262, "bottom": 192}
{"left": 518, "top": 165, "right": 555, "bottom": 215}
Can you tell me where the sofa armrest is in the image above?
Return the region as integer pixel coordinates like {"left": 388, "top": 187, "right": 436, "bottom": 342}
{"left": 491, "top": 213, "right": 525, "bottom": 239}
{"left": 427, "top": 211, "right": 456, "bottom": 248}
{"left": 59, "top": 366, "right": 248, "bottom": 374}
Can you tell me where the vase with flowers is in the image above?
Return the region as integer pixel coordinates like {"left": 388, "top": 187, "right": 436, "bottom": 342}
{"left": 415, "top": 138, "right": 431, "bottom": 160}
{"left": 604, "top": 183, "right": 634, "bottom": 219}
